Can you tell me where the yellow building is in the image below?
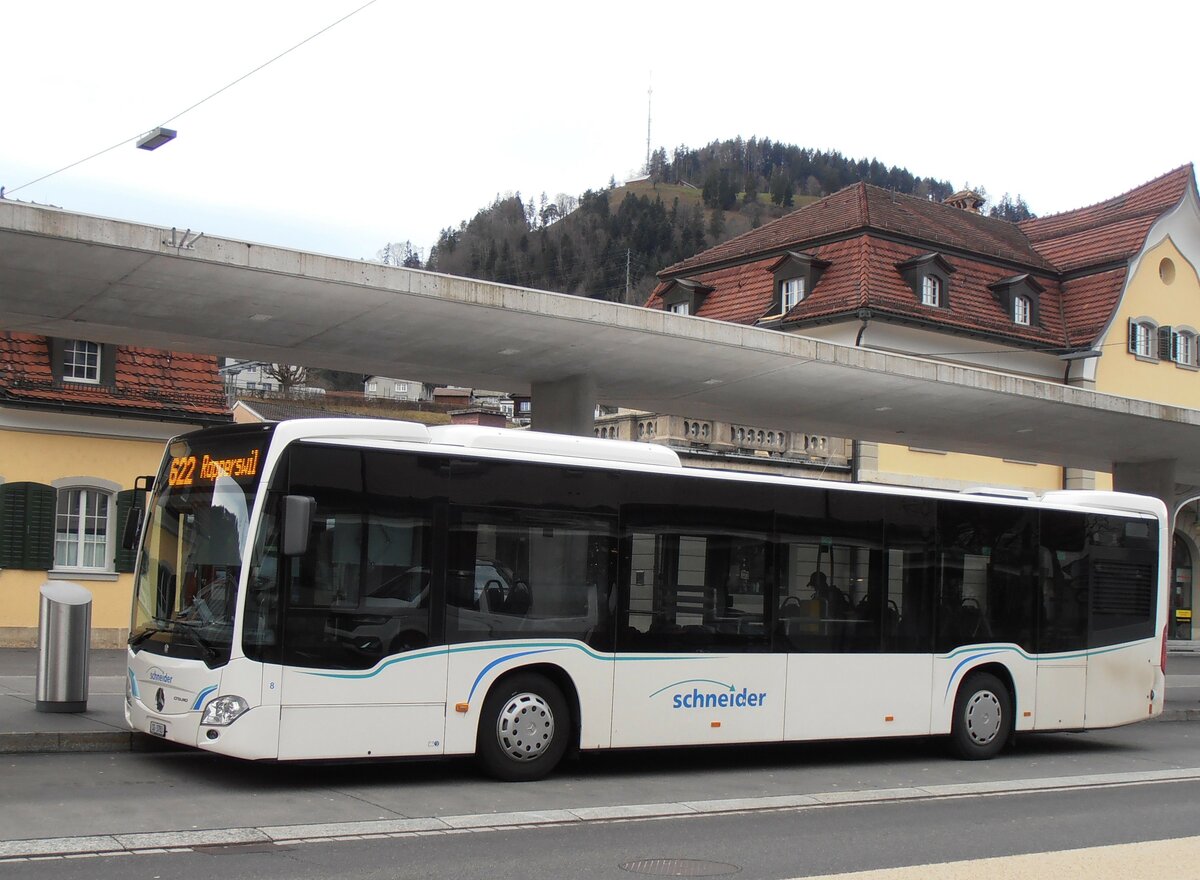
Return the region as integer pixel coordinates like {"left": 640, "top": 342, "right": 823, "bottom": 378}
{"left": 649, "top": 166, "right": 1200, "bottom": 636}
{"left": 0, "top": 334, "right": 227, "bottom": 646}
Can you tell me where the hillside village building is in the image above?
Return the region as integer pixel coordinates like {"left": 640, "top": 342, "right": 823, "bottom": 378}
{"left": 644, "top": 165, "right": 1200, "bottom": 638}
{"left": 0, "top": 334, "right": 227, "bottom": 646}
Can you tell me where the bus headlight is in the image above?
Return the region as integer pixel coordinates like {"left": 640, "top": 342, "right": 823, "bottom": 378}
{"left": 201, "top": 695, "right": 249, "bottom": 726}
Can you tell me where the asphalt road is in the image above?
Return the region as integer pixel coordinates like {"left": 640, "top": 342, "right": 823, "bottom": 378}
{"left": 6, "top": 777, "right": 1200, "bottom": 879}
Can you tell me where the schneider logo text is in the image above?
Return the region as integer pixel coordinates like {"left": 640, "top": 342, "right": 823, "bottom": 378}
{"left": 672, "top": 687, "right": 766, "bottom": 709}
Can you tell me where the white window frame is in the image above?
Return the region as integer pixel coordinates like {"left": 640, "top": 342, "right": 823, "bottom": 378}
{"left": 1173, "top": 328, "right": 1198, "bottom": 368}
{"left": 668, "top": 302, "right": 690, "bottom": 316}
{"left": 1130, "top": 318, "right": 1157, "bottom": 360}
{"left": 921, "top": 275, "right": 941, "bottom": 307}
{"left": 1013, "top": 295, "right": 1031, "bottom": 326}
{"left": 50, "top": 481, "right": 118, "bottom": 575}
{"left": 781, "top": 277, "right": 805, "bottom": 311}
{"left": 62, "top": 340, "right": 100, "bottom": 384}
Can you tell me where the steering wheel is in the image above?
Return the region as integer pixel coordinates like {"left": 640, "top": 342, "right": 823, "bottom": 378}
{"left": 780, "top": 596, "right": 802, "bottom": 609}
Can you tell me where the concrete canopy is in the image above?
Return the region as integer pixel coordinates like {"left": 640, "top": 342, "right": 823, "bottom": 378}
{"left": 3, "top": 200, "right": 1200, "bottom": 485}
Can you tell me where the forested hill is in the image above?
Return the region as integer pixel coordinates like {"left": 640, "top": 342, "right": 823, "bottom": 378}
{"left": 381, "top": 137, "right": 1032, "bottom": 305}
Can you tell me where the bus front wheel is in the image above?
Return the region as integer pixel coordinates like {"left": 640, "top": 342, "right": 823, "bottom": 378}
{"left": 949, "top": 672, "right": 1011, "bottom": 760}
{"left": 477, "top": 673, "right": 570, "bottom": 781}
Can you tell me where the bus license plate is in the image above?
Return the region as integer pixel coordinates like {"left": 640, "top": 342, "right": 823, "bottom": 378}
{"left": 149, "top": 720, "right": 167, "bottom": 738}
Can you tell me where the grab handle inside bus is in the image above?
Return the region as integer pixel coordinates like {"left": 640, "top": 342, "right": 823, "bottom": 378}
{"left": 282, "top": 495, "right": 317, "bottom": 556}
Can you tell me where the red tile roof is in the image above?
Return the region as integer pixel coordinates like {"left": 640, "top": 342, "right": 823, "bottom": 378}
{"left": 662, "top": 183, "right": 1056, "bottom": 277}
{"left": 650, "top": 166, "right": 1195, "bottom": 350}
{"left": 0, "top": 333, "right": 229, "bottom": 422}
{"left": 1020, "top": 166, "right": 1194, "bottom": 273}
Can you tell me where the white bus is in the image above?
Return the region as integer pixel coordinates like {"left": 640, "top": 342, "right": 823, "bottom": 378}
{"left": 125, "top": 419, "right": 1168, "bottom": 780}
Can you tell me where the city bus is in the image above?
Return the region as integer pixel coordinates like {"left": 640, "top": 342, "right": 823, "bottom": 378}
{"left": 125, "top": 419, "right": 1168, "bottom": 780}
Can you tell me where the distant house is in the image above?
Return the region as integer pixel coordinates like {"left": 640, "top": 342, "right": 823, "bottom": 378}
{"left": 364, "top": 376, "right": 427, "bottom": 402}
{"left": 222, "top": 359, "right": 326, "bottom": 397}
{"left": 0, "top": 334, "right": 228, "bottom": 647}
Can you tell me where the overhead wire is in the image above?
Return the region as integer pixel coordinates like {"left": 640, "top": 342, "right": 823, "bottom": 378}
{"left": 4, "top": 0, "right": 378, "bottom": 198}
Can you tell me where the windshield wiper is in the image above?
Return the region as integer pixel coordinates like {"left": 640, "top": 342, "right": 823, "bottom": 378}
{"left": 172, "top": 623, "right": 219, "bottom": 663}
{"left": 129, "top": 625, "right": 165, "bottom": 648}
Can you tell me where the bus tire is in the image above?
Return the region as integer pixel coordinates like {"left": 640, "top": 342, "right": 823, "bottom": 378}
{"left": 476, "top": 672, "right": 570, "bottom": 781}
{"left": 949, "top": 672, "right": 1011, "bottom": 760}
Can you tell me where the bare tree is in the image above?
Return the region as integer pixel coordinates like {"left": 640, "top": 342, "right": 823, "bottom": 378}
{"left": 263, "top": 363, "right": 309, "bottom": 395}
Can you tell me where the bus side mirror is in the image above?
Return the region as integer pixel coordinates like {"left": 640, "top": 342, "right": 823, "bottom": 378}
{"left": 121, "top": 506, "right": 144, "bottom": 552}
{"left": 121, "top": 475, "right": 155, "bottom": 552}
{"left": 282, "top": 495, "right": 317, "bottom": 557}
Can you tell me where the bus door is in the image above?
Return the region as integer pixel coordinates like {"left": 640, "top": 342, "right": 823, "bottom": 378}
{"left": 779, "top": 495, "right": 936, "bottom": 741}
{"left": 272, "top": 444, "right": 448, "bottom": 761}
{"left": 611, "top": 521, "right": 785, "bottom": 748}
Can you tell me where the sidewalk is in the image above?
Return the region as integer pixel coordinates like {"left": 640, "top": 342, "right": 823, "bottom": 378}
{"left": 1, "top": 647, "right": 1198, "bottom": 755}
{"left": 0, "top": 648, "right": 160, "bottom": 754}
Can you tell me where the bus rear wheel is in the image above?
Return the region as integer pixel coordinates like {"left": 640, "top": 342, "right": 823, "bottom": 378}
{"left": 477, "top": 673, "right": 570, "bottom": 781}
{"left": 950, "top": 672, "right": 1011, "bottom": 760}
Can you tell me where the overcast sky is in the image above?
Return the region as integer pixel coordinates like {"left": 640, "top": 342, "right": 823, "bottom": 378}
{"left": 4, "top": 1, "right": 1197, "bottom": 263}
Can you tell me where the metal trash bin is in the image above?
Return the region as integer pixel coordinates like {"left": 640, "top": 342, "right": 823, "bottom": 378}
{"left": 36, "top": 581, "right": 93, "bottom": 713}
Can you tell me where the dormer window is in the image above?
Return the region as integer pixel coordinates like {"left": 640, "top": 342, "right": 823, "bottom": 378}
{"left": 63, "top": 340, "right": 100, "bottom": 383}
{"left": 988, "top": 274, "right": 1044, "bottom": 328}
{"left": 921, "top": 275, "right": 941, "bottom": 307}
{"left": 781, "top": 277, "right": 805, "bottom": 311}
{"left": 896, "top": 253, "right": 955, "bottom": 310}
{"left": 659, "top": 278, "right": 712, "bottom": 317}
{"left": 48, "top": 338, "right": 114, "bottom": 386}
{"left": 765, "top": 251, "right": 828, "bottom": 320}
{"left": 1013, "top": 295, "right": 1031, "bottom": 326}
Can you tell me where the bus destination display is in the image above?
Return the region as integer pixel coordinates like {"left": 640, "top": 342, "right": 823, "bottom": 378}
{"left": 168, "top": 448, "right": 261, "bottom": 487}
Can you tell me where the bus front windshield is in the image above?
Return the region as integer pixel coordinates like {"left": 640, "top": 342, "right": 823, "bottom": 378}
{"left": 130, "top": 429, "right": 271, "bottom": 667}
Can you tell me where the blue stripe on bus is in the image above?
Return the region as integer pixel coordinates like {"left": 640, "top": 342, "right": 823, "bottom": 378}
{"left": 466, "top": 649, "right": 558, "bottom": 702}
{"left": 127, "top": 669, "right": 140, "bottom": 699}
{"left": 192, "top": 685, "right": 218, "bottom": 710}
{"left": 938, "top": 638, "right": 1155, "bottom": 702}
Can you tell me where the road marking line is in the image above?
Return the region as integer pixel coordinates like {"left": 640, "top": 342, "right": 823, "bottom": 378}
{"left": 788, "top": 835, "right": 1200, "bottom": 879}
{"left": 2, "top": 767, "right": 1200, "bottom": 861}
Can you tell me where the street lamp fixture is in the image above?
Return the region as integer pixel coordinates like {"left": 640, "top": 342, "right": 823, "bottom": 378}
{"left": 136, "top": 127, "right": 177, "bottom": 151}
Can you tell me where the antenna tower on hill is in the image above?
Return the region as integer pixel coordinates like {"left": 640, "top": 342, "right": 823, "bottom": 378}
{"left": 645, "top": 75, "right": 653, "bottom": 175}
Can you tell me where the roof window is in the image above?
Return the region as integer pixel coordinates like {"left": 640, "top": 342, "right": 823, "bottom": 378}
{"left": 896, "top": 253, "right": 956, "bottom": 309}
{"left": 765, "top": 251, "right": 829, "bottom": 321}
{"left": 988, "top": 274, "right": 1045, "bottom": 328}
{"left": 659, "top": 278, "right": 712, "bottom": 317}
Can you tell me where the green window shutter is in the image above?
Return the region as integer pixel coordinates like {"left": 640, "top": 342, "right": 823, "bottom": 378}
{"left": 114, "top": 488, "right": 144, "bottom": 573}
{"left": 0, "top": 482, "right": 56, "bottom": 570}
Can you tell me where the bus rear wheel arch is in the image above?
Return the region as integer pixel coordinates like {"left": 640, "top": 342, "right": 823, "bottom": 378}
{"left": 949, "top": 670, "right": 1013, "bottom": 760}
{"left": 476, "top": 671, "right": 571, "bottom": 781}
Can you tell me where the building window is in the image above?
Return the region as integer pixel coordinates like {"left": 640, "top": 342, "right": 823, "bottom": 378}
{"left": 781, "top": 278, "right": 805, "bottom": 311}
{"left": 1129, "top": 319, "right": 1157, "bottom": 359}
{"left": 62, "top": 340, "right": 100, "bottom": 384}
{"left": 54, "top": 487, "right": 111, "bottom": 570}
{"left": 367, "top": 382, "right": 378, "bottom": 393}
{"left": 397, "top": 383, "right": 409, "bottom": 394}
{"left": 518, "top": 400, "right": 531, "bottom": 414}
{"left": 669, "top": 302, "right": 690, "bottom": 316}
{"left": 1013, "top": 295, "right": 1031, "bottom": 326}
{"left": 1173, "top": 329, "right": 1197, "bottom": 367}
{"left": 921, "top": 275, "right": 941, "bottom": 307}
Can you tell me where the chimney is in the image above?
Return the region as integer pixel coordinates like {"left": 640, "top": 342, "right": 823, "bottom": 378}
{"left": 943, "top": 190, "right": 986, "bottom": 213}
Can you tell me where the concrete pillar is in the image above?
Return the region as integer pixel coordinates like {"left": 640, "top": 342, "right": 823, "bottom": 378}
{"left": 1112, "top": 459, "right": 1178, "bottom": 531}
{"left": 530, "top": 374, "right": 597, "bottom": 436}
